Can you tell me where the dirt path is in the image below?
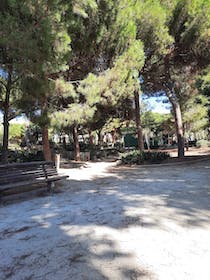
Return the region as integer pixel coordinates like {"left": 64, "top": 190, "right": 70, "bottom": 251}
{"left": 1, "top": 160, "right": 210, "bottom": 279}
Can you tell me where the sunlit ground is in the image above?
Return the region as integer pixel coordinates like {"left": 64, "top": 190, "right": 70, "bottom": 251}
{"left": 0, "top": 159, "right": 210, "bottom": 280}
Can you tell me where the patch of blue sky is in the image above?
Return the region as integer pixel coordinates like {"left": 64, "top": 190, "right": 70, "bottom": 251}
{"left": 0, "top": 68, "right": 8, "bottom": 79}
{"left": 142, "top": 94, "right": 171, "bottom": 114}
{"left": 0, "top": 113, "right": 28, "bottom": 124}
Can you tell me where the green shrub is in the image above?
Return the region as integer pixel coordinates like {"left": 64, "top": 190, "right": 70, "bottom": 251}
{"left": 121, "top": 150, "right": 170, "bottom": 165}
{"left": 196, "top": 139, "right": 209, "bottom": 148}
{"left": 0, "top": 149, "right": 44, "bottom": 163}
{"left": 9, "top": 123, "right": 25, "bottom": 141}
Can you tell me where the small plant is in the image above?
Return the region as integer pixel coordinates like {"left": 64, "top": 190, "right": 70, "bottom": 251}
{"left": 121, "top": 150, "right": 170, "bottom": 165}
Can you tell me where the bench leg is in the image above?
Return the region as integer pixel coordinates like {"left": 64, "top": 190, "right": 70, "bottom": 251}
{"left": 47, "top": 182, "right": 55, "bottom": 192}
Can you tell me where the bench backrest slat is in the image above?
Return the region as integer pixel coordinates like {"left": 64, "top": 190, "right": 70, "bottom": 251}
{"left": 0, "top": 161, "right": 57, "bottom": 188}
{"left": 0, "top": 161, "right": 68, "bottom": 197}
{"left": 0, "top": 172, "right": 47, "bottom": 184}
{"left": 0, "top": 161, "right": 53, "bottom": 169}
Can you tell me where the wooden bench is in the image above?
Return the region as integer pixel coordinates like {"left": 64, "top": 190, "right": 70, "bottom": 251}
{"left": 0, "top": 161, "right": 68, "bottom": 198}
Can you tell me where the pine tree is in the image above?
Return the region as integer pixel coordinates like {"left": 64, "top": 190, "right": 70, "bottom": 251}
{"left": 0, "top": 0, "right": 71, "bottom": 162}
{"left": 139, "top": 0, "right": 210, "bottom": 157}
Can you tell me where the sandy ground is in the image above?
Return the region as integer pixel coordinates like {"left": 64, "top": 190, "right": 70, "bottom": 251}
{"left": 1, "top": 160, "right": 210, "bottom": 280}
{"left": 168, "top": 146, "right": 210, "bottom": 157}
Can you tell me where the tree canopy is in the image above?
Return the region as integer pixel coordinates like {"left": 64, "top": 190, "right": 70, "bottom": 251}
{"left": 0, "top": 0, "right": 209, "bottom": 162}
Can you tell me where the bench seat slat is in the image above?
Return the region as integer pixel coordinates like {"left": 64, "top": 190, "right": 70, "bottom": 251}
{"left": 0, "top": 179, "right": 48, "bottom": 191}
{"left": 0, "top": 175, "right": 68, "bottom": 192}
{"left": 0, "top": 170, "right": 59, "bottom": 184}
{"left": 0, "top": 161, "right": 68, "bottom": 197}
{"left": 47, "top": 175, "right": 68, "bottom": 182}
{"left": 0, "top": 169, "right": 44, "bottom": 177}
{"left": 0, "top": 174, "right": 46, "bottom": 182}
{"left": 0, "top": 171, "right": 46, "bottom": 181}
{"left": 0, "top": 175, "right": 45, "bottom": 185}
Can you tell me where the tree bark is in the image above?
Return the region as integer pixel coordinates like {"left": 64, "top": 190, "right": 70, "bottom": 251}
{"left": 42, "top": 126, "right": 52, "bottom": 161}
{"left": 134, "top": 89, "right": 144, "bottom": 150}
{"left": 73, "top": 124, "right": 80, "bottom": 161}
{"left": 88, "top": 129, "right": 94, "bottom": 146}
{"left": 2, "top": 70, "right": 12, "bottom": 163}
{"left": 144, "top": 131, "right": 150, "bottom": 150}
{"left": 97, "top": 130, "right": 102, "bottom": 147}
{"left": 112, "top": 128, "right": 117, "bottom": 147}
{"left": 166, "top": 91, "right": 185, "bottom": 158}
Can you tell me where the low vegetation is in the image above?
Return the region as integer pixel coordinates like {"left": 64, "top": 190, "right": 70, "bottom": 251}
{"left": 121, "top": 150, "right": 170, "bottom": 165}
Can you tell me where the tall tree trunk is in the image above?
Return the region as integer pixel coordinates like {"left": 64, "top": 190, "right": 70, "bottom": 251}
{"left": 2, "top": 70, "right": 12, "bottom": 163}
{"left": 112, "top": 128, "right": 117, "bottom": 147}
{"left": 73, "top": 124, "right": 80, "bottom": 161}
{"left": 88, "top": 129, "right": 94, "bottom": 146}
{"left": 2, "top": 106, "right": 9, "bottom": 163}
{"left": 144, "top": 130, "right": 150, "bottom": 150}
{"left": 134, "top": 89, "right": 144, "bottom": 150}
{"left": 166, "top": 91, "right": 185, "bottom": 158}
{"left": 97, "top": 130, "right": 102, "bottom": 147}
{"left": 42, "top": 126, "right": 52, "bottom": 161}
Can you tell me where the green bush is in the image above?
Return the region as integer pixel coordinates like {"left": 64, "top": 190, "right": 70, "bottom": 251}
{"left": 9, "top": 123, "right": 25, "bottom": 140}
{"left": 0, "top": 149, "right": 44, "bottom": 163}
{"left": 121, "top": 150, "right": 170, "bottom": 165}
{"left": 196, "top": 139, "right": 209, "bottom": 148}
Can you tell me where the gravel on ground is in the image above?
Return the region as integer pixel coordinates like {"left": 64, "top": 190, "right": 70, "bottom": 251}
{"left": 1, "top": 160, "right": 210, "bottom": 280}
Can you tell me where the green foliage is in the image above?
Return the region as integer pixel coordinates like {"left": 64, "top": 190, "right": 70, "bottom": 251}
{"left": 196, "top": 139, "right": 210, "bottom": 148}
{"left": 78, "top": 40, "right": 144, "bottom": 106}
{"left": 199, "top": 68, "right": 210, "bottom": 97}
{"left": 68, "top": 0, "right": 141, "bottom": 77}
{"left": 53, "top": 37, "right": 145, "bottom": 133}
{"left": 0, "top": 75, "right": 23, "bottom": 123}
{"left": 134, "top": 0, "right": 173, "bottom": 55}
{"left": 141, "top": 0, "right": 210, "bottom": 94}
{"left": 183, "top": 94, "right": 208, "bottom": 132}
{"left": 142, "top": 111, "right": 172, "bottom": 133}
{"left": 9, "top": 123, "right": 25, "bottom": 140}
{"left": 0, "top": 0, "right": 71, "bottom": 74}
{"left": 0, "top": 0, "right": 72, "bottom": 163}
{"left": 169, "top": 0, "right": 210, "bottom": 60}
{"left": 0, "top": 149, "right": 44, "bottom": 163}
{"left": 121, "top": 150, "right": 170, "bottom": 165}
{"left": 52, "top": 103, "right": 96, "bottom": 128}
{"left": 1, "top": 0, "right": 209, "bottom": 160}
{"left": 197, "top": 67, "right": 210, "bottom": 124}
{"left": 53, "top": 79, "right": 77, "bottom": 99}
{"left": 101, "top": 118, "right": 124, "bottom": 133}
{"left": 78, "top": 73, "right": 102, "bottom": 106}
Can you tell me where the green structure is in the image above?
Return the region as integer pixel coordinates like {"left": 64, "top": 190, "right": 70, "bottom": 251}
{"left": 124, "top": 134, "right": 138, "bottom": 148}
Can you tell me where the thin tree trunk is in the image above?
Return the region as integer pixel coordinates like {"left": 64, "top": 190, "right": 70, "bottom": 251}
{"left": 2, "top": 70, "right": 12, "bottom": 163}
{"left": 42, "top": 126, "right": 52, "bottom": 161}
{"left": 88, "top": 129, "right": 94, "bottom": 146}
{"left": 173, "top": 102, "right": 185, "bottom": 157}
{"left": 73, "top": 125, "right": 80, "bottom": 161}
{"left": 112, "top": 128, "right": 117, "bottom": 147}
{"left": 134, "top": 89, "right": 144, "bottom": 150}
{"left": 166, "top": 91, "right": 185, "bottom": 158}
{"left": 97, "top": 130, "right": 102, "bottom": 147}
{"left": 145, "top": 131, "right": 150, "bottom": 150}
{"left": 2, "top": 107, "right": 9, "bottom": 163}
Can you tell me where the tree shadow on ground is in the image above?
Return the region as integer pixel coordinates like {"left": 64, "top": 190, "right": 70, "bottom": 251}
{"left": 1, "top": 160, "right": 210, "bottom": 279}
{"left": 0, "top": 186, "right": 154, "bottom": 279}
{"left": 57, "top": 159, "right": 210, "bottom": 229}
